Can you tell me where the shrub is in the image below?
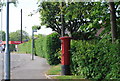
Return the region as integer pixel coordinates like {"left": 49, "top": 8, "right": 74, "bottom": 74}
{"left": 70, "top": 39, "right": 120, "bottom": 80}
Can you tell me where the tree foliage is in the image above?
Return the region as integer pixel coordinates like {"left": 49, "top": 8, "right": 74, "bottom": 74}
{"left": 39, "top": 2, "right": 96, "bottom": 37}
{"left": 39, "top": 2, "right": 61, "bottom": 34}
{"left": 38, "top": 1, "right": 120, "bottom": 40}
{"left": 32, "top": 25, "right": 41, "bottom": 30}
{"left": 9, "top": 30, "right": 29, "bottom": 41}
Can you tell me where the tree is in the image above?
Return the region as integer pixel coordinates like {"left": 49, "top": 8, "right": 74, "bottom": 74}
{"left": 71, "top": 2, "right": 120, "bottom": 41}
{"left": 38, "top": 2, "right": 120, "bottom": 40}
{"left": 9, "top": 30, "right": 29, "bottom": 41}
{"left": 38, "top": 2, "right": 97, "bottom": 37}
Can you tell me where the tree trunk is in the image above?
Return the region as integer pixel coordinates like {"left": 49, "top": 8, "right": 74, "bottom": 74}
{"left": 109, "top": 2, "right": 117, "bottom": 43}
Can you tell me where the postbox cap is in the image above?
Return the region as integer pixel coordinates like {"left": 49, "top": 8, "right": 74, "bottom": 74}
{"left": 60, "top": 36, "right": 72, "bottom": 40}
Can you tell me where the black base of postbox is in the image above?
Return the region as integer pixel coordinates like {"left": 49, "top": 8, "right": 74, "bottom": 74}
{"left": 61, "top": 65, "right": 71, "bottom": 75}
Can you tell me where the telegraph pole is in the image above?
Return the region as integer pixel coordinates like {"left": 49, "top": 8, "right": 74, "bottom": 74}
{"left": 61, "top": 2, "right": 65, "bottom": 37}
{"left": 21, "top": 9, "right": 22, "bottom": 43}
{"left": 4, "top": 0, "right": 10, "bottom": 80}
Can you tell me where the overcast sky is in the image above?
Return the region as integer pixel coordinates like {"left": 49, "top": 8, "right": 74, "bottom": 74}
{"left": 0, "top": 0, "right": 53, "bottom": 35}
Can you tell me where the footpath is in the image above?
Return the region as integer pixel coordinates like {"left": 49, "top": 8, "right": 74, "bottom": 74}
{"left": 11, "top": 54, "right": 50, "bottom": 79}
{"left": 0, "top": 53, "right": 50, "bottom": 79}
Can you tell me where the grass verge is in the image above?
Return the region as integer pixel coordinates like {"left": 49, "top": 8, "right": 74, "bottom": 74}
{"left": 47, "top": 64, "right": 61, "bottom": 75}
{"left": 53, "top": 75, "right": 84, "bottom": 79}
{"left": 46, "top": 64, "right": 84, "bottom": 79}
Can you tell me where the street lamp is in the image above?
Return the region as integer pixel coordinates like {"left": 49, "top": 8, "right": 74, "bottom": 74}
{"left": 4, "top": 0, "right": 16, "bottom": 80}
{"left": 31, "top": 29, "right": 37, "bottom": 60}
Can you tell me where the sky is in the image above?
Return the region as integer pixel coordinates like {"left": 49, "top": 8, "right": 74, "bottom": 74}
{"left": 0, "top": 0, "right": 53, "bottom": 35}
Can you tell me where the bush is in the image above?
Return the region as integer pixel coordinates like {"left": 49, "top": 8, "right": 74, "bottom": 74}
{"left": 70, "top": 39, "right": 120, "bottom": 80}
{"left": 45, "top": 33, "right": 61, "bottom": 65}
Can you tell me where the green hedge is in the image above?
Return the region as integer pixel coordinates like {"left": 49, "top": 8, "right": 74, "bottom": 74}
{"left": 70, "top": 39, "right": 120, "bottom": 80}
{"left": 45, "top": 33, "right": 61, "bottom": 65}
{"left": 35, "top": 34, "right": 47, "bottom": 58}
{"left": 18, "top": 40, "right": 32, "bottom": 54}
{"left": 18, "top": 33, "right": 61, "bottom": 65}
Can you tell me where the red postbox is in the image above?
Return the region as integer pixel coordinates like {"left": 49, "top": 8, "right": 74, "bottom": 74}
{"left": 60, "top": 36, "right": 72, "bottom": 75}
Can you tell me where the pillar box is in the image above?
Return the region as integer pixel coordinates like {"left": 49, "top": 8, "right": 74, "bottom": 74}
{"left": 60, "top": 36, "right": 72, "bottom": 75}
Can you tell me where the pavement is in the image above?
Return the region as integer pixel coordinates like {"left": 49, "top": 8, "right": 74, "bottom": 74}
{"left": 0, "top": 53, "right": 50, "bottom": 80}
{"left": 0, "top": 53, "right": 4, "bottom": 80}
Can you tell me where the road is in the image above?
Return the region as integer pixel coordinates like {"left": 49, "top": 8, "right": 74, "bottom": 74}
{"left": 0, "top": 53, "right": 50, "bottom": 80}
